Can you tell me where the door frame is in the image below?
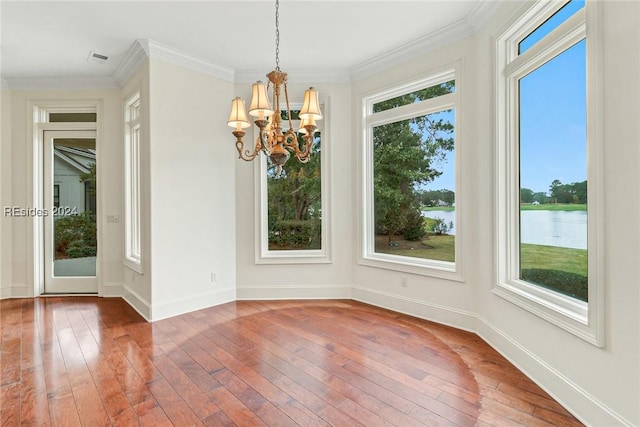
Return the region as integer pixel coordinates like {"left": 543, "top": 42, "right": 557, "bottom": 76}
{"left": 31, "top": 100, "right": 102, "bottom": 296}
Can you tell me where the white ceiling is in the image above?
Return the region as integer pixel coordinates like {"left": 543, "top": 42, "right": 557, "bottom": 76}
{"left": 1, "top": 1, "right": 497, "bottom": 85}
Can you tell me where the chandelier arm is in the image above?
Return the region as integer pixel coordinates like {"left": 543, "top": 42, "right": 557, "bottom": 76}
{"left": 283, "top": 82, "right": 294, "bottom": 131}
{"left": 281, "top": 129, "right": 313, "bottom": 163}
{"left": 234, "top": 132, "right": 260, "bottom": 161}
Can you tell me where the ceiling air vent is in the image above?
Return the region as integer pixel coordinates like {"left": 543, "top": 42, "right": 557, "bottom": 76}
{"left": 87, "top": 51, "right": 109, "bottom": 63}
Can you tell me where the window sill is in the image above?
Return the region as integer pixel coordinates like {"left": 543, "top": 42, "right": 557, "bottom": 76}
{"left": 492, "top": 280, "right": 602, "bottom": 347}
{"left": 360, "top": 253, "right": 462, "bottom": 282}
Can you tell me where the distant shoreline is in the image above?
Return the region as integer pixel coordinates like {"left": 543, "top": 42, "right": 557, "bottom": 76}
{"left": 422, "top": 203, "right": 587, "bottom": 212}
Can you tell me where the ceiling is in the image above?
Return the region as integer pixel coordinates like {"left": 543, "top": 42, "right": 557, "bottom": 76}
{"left": 1, "top": 1, "right": 498, "bottom": 85}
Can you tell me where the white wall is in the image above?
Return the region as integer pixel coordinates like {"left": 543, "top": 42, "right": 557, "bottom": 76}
{"left": 352, "top": 1, "right": 639, "bottom": 425}
{"left": 146, "top": 59, "right": 236, "bottom": 320}
{"left": 0, "top": 88, "right": 11, "bottom": 298}
{"left": 234, "top": 81, "right": 354, "bottom": 299}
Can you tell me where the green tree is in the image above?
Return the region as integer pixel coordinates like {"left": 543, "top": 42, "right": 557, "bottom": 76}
{"left": 533, "top": 191, "right": 549, "bottom": 204}
{"left": 549, "top": 179, "right": 587, "bottom": 204}
{"left": 373, "top": 81, "right": 455, "bottom": 244}
{"left": 520, "top": 187, "right": 534, "bottom": 203}
{"left": 267, "top": 135, "right": 322, "bottom": 249}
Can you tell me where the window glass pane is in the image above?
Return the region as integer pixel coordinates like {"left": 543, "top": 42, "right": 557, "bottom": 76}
{"left": 518, "top": 0, "right": 585, "bottom": 54}
{"left": 373, "top": 109, "right": 455, "bottom": 262}
{"left": 373, "top": 81, "right": 455, "bottom": 113}
{"left": 519, "top": 39, "right": 587, "bottom": 301}
{"left": 49, "top": 113, "right": 97, "bottom": 122}
{"left": 267, "top": 134, "right": 321, "bottom": 250}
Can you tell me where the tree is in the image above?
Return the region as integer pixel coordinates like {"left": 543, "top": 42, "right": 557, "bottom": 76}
{"left": 520, "top": 187, "right": 534, "bottom": 203}
{"left": 267, "top": 134, "right": 322, "bottom": 249}
{"left": 533, "top": 191, "right": 549, "bottom": 204}
{"left": 373, "top": 81, "right": 455, "bottom": 244}
{"left": 549, "top": 179, "right": 587, "bottom": 204}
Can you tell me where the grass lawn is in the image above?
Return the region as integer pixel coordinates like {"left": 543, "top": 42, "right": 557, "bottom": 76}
{"left": 521, "top": 243, "right": 587, "bottom": 301}
{"left": 375, "top": 234, "right": 455, "bottom": 262}
{"left": 374, "top": 234, "right": 587, "bottom": 301}
{"left": 520, "top": 203, "right": 586, "bottom": 211}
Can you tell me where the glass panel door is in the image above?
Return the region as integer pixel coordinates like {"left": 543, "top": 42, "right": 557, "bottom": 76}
{"left": 43, "top": 130, "right": 98, "bottom": 293}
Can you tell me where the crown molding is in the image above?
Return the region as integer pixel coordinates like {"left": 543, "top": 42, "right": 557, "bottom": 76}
{"left": 349, "top": 18, "right": 475, "bottom": 81}
{"left": 3, "top": 77, "right": 118, "bottom": 90}
{"left": 234, "top": 68, "right": 351, "bottom": 84}
{"left": 466, "top": 0, "right": 502, "bottom": 32}
{"left": 349, "top": 1, "right": 498, "bottom": 81}
{"left": 113, "top": 39, "right": 235, "bottom": 87}
{"left": 112, "top": 39, "right": 149, "bottom": 87}
{"left": 146, "top": 40, "right": 234, "bottom": 82}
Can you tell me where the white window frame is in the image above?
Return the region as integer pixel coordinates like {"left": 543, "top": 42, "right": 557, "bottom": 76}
{"left": 495, "top": 0, "right": 604, "bottom": 346}
{"left": 360, "top": 66, "right": 462, "bottom": 281}
{"left": 254, "top": 101, "right": 332, "bottom": 264}
{"left": 124, "top": 92, "right": 143, "bottom": 273}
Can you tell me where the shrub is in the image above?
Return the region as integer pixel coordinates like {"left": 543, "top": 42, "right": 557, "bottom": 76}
{"left": 54, "top": 212, "right": 97, "bottom": 258}
{"left": 402, "top": 210, "right": 426, "bottom": 241}
{"left": 426, "top": 217, "right": 453, "bottom": 235}
{"left": 521, "top": 268, "right": 588, "bottom": 302}
{"left": 269, "top": 220, "right": 321, "bottom": 249}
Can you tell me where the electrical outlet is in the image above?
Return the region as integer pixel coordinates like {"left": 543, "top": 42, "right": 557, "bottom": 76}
{"left": 211, "top": 272, "right": 218, "bottom": 282}
{"left": 401, "top": 276, "right": 408, "bottom": 287}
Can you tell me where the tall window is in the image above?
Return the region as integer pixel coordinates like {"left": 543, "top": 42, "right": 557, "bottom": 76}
{"left": 257, "top": 108, "right": 330, "bottom": 264}
{"left": 496, "top": 0, "right": 603, "bottom": 345}
{"left": 124, "top": 92, "right": 142, "bottom": 271}
{"left": 362, "top": 69, "right": 459, "bottom": 278}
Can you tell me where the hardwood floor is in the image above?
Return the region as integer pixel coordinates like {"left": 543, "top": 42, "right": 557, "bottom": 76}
{"left": 0, "top": 297, "right": 583, "bottom": 426}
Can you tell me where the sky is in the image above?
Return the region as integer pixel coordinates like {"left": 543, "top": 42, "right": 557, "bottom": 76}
{"left": 427, "top": 0, "right": 586, "bottom": 195}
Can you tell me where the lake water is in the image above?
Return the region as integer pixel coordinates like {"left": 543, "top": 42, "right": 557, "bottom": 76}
{"left": 422, "top": 210, "right": 587, "bottom": 250}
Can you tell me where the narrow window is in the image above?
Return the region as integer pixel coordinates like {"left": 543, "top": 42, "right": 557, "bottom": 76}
{"left": 496, "top": 0, "right": 603, "bottom": 345}
{"left": 257, "top": 107, "right": 330, "bottom": 264}
{"left": 519, "top": 39, "right": 587, "bottom": 301}
{"left": 124, "top": 92, "right": 142, "bottom": 271}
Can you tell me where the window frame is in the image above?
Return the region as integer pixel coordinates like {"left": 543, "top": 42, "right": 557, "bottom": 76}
{"left": 360, "top": 65, "right": 463, "bottom": 281}
{"left": 495, "top": 0, "right": 604, "bottom": 346}
{"left": 124, "top": 91, "right": 143, "bottom": 273}
{"left": 254, "top": 101, "right": 332, "bottom": 265}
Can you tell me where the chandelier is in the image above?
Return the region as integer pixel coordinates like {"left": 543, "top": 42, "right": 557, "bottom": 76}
{"left": 227, "top": 0, "right": 322, "bottom": 176}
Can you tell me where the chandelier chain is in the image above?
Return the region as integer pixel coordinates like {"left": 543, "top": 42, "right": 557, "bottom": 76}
{"left": 275, "top": 0, "right": 280, "bottom": 71}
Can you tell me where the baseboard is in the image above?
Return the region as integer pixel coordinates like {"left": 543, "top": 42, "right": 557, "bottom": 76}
{"left": 0, "top": 284, "right": 30, "bottom": 299}
{"left": 100, "top": 283, "right": 123, "bottom": 297}
{"left": 351, "top": 286, "right": 477, "bottom": 332}
{"left": 236, "top": 284, "right": 352, "bottom": 300}
{"left": 121, "top": 284, "right": 151, "bottom": 321}
{"left": 476, "top": 316, "right": 634, "bottom": 427}
{"left": 150, "top": 287, "right": 236, "bottom": 321}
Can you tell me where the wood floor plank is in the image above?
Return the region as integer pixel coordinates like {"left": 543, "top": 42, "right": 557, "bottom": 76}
{"left": 0, "top": 297, "right": 584, "bottom": 426}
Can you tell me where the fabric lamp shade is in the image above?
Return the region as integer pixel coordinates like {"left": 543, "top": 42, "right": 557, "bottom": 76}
{"left": 249, "top": 81, "right": 274, "bottom": 118}
{"left": 227, "top": 97, "right": 250, "bottom": 130}
{"left": 299, "top": 87, "right": 322, "bottom": 120}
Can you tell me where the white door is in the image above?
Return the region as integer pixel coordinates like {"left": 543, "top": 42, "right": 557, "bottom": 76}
{"left": 43, "top": 130, "right": 98, "bottom": 293}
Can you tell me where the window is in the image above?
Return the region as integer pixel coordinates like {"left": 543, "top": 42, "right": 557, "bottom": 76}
{"left": 49, "top": 112, "right": 97, "bottom": 122}
{"left": 361, "top": 68, "right": 460, "bottom": 279}
{"left": 124, "top": 92, "right": 142, "bottom": 272}
{"left": 53, "top": 185, "right": 60, "bottom": 208}
{"left": 496, "top": 0, "right": 603, "bottom": 345}
{"left": 256, "top": 106, "right": 331, "bottom": 264}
